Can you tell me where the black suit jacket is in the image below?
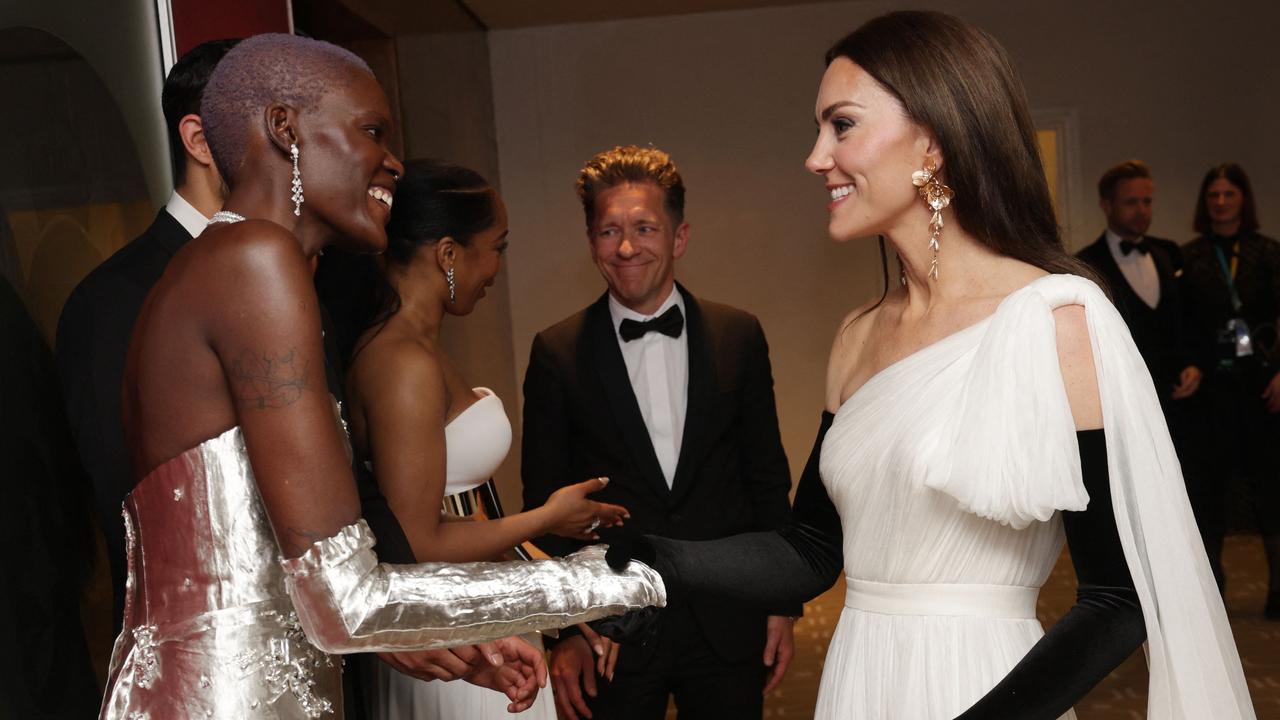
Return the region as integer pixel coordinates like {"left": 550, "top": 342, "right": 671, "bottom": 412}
{"left": 521, "top": 285, "right": 793, "bottom": 663}
{"left": 1077, "top": 233, "right": 1194, "bottom": 398}
{"left": 55, "top": 209, "right": 191, "bottom": 632}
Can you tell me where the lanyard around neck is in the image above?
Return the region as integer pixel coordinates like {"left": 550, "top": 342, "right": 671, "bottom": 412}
{"left": 1213, "top": 240, "right": 1243, "bottom": 313}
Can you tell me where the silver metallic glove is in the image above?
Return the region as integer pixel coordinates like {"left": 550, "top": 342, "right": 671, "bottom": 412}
{"left": 280, "top": 519, "right": 666, "bottom": 653}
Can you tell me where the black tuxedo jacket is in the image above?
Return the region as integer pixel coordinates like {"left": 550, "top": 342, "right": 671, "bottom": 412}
{"left": 521, "top": 285, "right": 793, "bottom": 663}
{"left": 56, "top": 209, "right": 192, "bottom": 631}
{"left": 1077, "top": 233, "right": 1194, "bottom": 397}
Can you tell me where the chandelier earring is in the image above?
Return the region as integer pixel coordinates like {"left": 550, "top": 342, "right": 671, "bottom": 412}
{"left": 446, "top": 267, "right": 456, "bottom": 304}
{"left": 911, "top": 161, "right": 953, "bottom": 281}
{"left": 290, "top": 142, "right": 304, "bottom": 216}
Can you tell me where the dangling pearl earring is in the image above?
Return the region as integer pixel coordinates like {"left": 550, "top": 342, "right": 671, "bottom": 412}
{"left": 911, "top": 161, "right": 954, "bottom": 281}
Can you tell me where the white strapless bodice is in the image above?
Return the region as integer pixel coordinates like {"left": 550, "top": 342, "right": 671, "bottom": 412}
{"left": 443, "top": 387, "right": 511, "bottom": 496}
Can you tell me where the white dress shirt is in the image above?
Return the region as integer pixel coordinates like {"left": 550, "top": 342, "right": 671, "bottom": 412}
{"left": 609, "top": 286, "right": 688, "bottom": 488}
{"left": 1105, "top": 228, "right": 1160, "bottom": 309}
{"left": 165, "top": 191, "right": 212, "bottom": 238}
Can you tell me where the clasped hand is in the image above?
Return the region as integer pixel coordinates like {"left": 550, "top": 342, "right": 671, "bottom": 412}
{"left": 378, "top": 635, "right": 547, "bottom": 713}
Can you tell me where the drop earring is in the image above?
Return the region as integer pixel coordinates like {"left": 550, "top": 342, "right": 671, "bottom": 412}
{"left": 446, "top": 267, "right": 456, "bottom": 304}
{"left": 911, "top": 161, "right": 953, "bottom": 281}
{"left": 290, "top": 143, "right": 304, "bottom": 216}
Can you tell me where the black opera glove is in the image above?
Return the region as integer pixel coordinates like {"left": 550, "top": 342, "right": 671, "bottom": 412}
{"left": 604, "top": 412, "right": 843, "bottom": 612}
{"left": 953, "top": 429, "right": 1147, "bottom": 720}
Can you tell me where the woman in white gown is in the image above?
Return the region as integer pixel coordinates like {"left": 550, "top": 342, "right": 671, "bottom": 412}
{"left": 343, "top": 160, "right": 628, "bottom": 718}
{"left": 608, "top": 10, "right": 1256, "bottom": 719}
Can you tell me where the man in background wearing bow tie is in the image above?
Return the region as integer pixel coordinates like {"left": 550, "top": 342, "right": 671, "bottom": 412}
{"left": 1077, "top": 159, "right": 1217, "bottom": 576}
{"left": 522, "top": 145, "right": 797, "bottom": 720}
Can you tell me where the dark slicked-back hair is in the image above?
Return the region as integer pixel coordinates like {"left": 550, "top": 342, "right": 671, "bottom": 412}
{"left": 1098, "top": 160, "right": 1152, "bottom": 201}
{"left": 1194, "top": 163, "right": 1260, "bottom": 235}
{"left": 162, "top": 38, "right": 239, "bottom": 186}
{"left": 347, "top": 159, "right": 498, "bottom": 359}
{"left": 576, "top": 145, "right": 686, "bottom": 228}
{"left": 827, "top": 11, "right": 1097, "bottom": 299}
{"left": 201, "top": 33, "right": 372, "bottom": 184}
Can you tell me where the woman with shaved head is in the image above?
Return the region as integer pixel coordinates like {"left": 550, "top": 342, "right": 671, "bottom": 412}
{"left": 101, "top": 34, "right": 663, "bottom": 720}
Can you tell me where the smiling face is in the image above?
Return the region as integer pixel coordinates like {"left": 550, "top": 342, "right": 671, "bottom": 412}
{"left": 447, "top": 193, "right": 509, "bottom": 316}
{"left": 298, "top": 68, "right": 404, "bottom": 253}
{"left": 588, "top": 182, "right": 688, "bottom": 315}
{"left": 805, "top": 57, "right": 936, "bottom": 243}
{"left": 1205, "top": 177, "right": 1244, "bottom": 232}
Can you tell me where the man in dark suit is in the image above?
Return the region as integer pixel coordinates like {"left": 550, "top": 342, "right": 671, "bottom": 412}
{"left": 1077, "top": 160, "right": 1201, "bottom": 406}
{"left": 56, "top": 39, "right": 237, "bottom": 633}
{"left": 1076, "top": 160, "right": 1217, "bottom": 584}
{"left": 523, "top": 145, "right": 796, "bottom": 719}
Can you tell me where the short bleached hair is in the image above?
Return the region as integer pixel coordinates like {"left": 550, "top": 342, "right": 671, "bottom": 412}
{"left": 201, "top": 33, "right": 372, "bottom": 183}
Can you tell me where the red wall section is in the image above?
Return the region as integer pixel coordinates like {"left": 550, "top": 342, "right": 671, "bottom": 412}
{"left": 171, "top": 0, "right": 292, "bottom": 56}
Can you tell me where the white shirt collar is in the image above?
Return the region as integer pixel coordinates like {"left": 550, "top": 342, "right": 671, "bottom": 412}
{"left": 608, "top": 285, "right": 684, "bottom": 330}
{"left": 165, "top": 191, "right": 212, "bottom": 239}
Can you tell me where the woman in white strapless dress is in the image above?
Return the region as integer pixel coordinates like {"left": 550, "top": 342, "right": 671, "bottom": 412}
{"left": 345, "top": 159, "right": 629, "bottom": 718}
{"left": 610, "top": 11, "right": 1255, "bottom": 719}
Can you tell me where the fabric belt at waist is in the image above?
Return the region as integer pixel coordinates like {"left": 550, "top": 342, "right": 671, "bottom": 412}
{"left": 844, "top": 578, "right": 1039, "bottom": 619}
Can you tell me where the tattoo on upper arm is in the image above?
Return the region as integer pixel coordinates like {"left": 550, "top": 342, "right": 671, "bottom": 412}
{"left": 230, "top": 348, "right": 309, "bottom": 409}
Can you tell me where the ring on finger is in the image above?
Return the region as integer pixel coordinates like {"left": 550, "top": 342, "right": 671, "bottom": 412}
{"left": 586, "top": 516, "right": 601, "bottom": 533}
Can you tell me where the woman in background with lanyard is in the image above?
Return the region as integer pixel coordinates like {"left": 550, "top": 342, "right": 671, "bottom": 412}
{"left": 1181, "top": 162, "right": 1280, "bottom": 618}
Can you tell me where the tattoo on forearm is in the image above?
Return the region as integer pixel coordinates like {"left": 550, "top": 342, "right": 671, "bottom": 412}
{"left": 230, "top": 348, "right": 308, "bottom": 409}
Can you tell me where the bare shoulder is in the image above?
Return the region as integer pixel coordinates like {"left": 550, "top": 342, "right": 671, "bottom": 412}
{"left": 825, "top": 297, "right": 884, "bottom": 412}
{"left": 1052, "top": 304, "right": 1102, "bottom": 430}
{"left": 350, "top": 331, "right": 446, "bottom": 413}
{"left": 196, "top": 220, "right": 309, "bottom": 277}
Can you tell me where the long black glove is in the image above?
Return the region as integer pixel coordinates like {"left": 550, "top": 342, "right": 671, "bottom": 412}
{"left": 953, "top": 428, "right": 1146, "bottom": 719}
{"left": 607, "top": 411, "right": 843, "bottom": 610}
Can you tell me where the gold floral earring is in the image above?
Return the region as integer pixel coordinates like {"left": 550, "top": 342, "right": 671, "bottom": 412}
{"left": 911, "top": 161, "right": 954, "bottom": 281}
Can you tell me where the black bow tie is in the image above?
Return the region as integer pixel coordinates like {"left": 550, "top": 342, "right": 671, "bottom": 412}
{"left": 619, "top": 305, "right": 684, "bottom": 342}
{"left": 1120, "top": 238, "right": 1150, "bottom": 256}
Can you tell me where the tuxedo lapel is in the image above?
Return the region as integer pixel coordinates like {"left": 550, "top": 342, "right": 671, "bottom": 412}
{"left": 588, "top": 295, "right": 670, "bottom": 499}
{"left": 670, "top": 285, "right": 712, "bottom": 505}
{"left": 1149, "top": 244, "right": 1176, "bottom": 310}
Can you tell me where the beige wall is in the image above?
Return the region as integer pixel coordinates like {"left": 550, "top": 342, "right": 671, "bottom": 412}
{"left": 489, "top": 0, "right": 1280, "bottom": 485}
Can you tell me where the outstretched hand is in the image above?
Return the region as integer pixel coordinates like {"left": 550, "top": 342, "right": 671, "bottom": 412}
{"left": 547, "top": 477, "right": 630, "bottom": 540}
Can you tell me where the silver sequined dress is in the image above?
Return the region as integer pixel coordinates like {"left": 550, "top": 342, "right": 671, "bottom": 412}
{"left": 101, "top": 426, "right": 341, "bottom": 719}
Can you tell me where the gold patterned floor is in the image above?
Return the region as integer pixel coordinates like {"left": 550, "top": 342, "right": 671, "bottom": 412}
{"left": 743, "top": 534, "right": 1279, "bottom": 719}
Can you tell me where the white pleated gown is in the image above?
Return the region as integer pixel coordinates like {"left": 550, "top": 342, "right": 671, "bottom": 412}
{"left": 812, "top": 274, "right": 1254, "bottom": 719}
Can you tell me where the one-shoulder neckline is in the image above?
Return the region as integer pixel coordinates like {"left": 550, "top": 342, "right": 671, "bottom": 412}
{"left": 831, "top": 273, "right": 1068, "bottom": 417}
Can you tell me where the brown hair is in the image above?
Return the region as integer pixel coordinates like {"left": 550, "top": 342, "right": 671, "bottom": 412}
{"left": 1193, "top": 163, "right": 1260, "bottom": 236}
{"left": 1098, "top": 160, "right": 1152, "bottom": 201}
{"left": 826, "top": 11, "right": 1097, "bottom": 289}
{"left": 576, "top": 145, "right": 686, "bottom": 228}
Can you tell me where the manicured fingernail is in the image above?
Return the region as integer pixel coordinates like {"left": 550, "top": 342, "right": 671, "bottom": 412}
{"left": 490, "top": 653, "right": 503, "bottom": 665}
{"left": 594, "top": 645, "right": 604, "bottom": 655}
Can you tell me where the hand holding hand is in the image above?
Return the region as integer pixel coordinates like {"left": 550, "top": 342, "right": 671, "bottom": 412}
{"left": 462, "top": 637, "right": 548, "bottom": 713}
{"left": 376, "top": 646, "right": 489, "bottom": 683}
{"left": 547, "top": 477, "right": 629, "bottom": 540}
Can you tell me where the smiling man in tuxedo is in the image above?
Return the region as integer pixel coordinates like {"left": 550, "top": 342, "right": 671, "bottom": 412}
{"left": 522, "top": 145, "right": 797, "bottom": 719}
